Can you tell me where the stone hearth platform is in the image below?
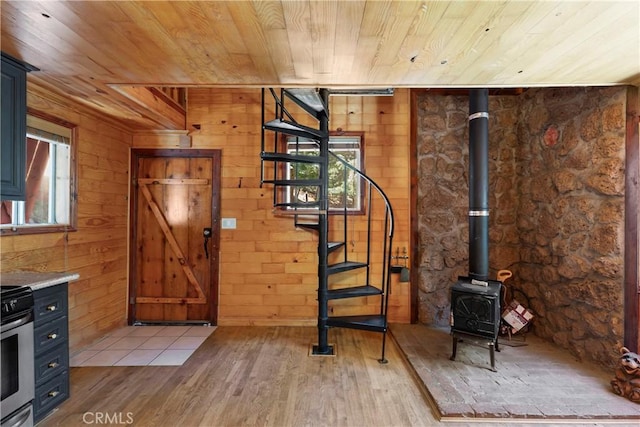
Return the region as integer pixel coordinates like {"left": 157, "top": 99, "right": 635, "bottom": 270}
{"left": 390, "top": 324, "right": 640, "bottom": 423}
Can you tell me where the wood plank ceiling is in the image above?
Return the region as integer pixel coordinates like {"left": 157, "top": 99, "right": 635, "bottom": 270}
{"left": 2, "top": 1, "right": 639, "bottom": 130}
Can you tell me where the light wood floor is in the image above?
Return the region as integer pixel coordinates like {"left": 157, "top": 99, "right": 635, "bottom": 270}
{"left": 41, "top": 326, "right": 626, "bottom": 427}
{"left": 42, "top": 327, "right": 444, "bottom": 427}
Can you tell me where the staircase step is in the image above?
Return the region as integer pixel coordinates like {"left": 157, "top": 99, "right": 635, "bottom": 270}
{"left": 294, "top": 213, "right": 321, "bottom": 230}
{"left": 261, "top": 152, "right": 324, "bottom": 164}
{"left": 284, "top": 88, "right": 328, "bottom": 120}
{"left": 295, "top": 222, "right": 319, "bottom": 231}
{"left": 328, "top": 285, "right": 382, "bottom": 300}
{"left": 327, "top": 242, "right": 344, "bottom": 253}
{"left": 263, "top": 119, "right": 327, "bottom": 140}
{"left": 326, "top": 315, "right": 387, "bottom": 333}
{"left": 327, "top": 261, "right": 368, "bottom": 275}
{"left": 273, "top": 209, "right": 324, "bottom": 220}
{"left": 273, "top": 202, "right": 321, "bottom": 209}
{"left": 262, "top": 179, "right": 323, "bottom": 187}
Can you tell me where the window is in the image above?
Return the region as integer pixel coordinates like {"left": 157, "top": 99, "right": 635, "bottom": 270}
{"left": 285, "top": 133, "right": 364, "bottom": 213}
{"left": 1, "top": 112, "right": 76, "bottom": 234}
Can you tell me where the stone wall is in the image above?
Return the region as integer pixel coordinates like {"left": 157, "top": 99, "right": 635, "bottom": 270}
{"left": 415, "top": 87, "right": 628, "bottom": 368}
{"left": 515, "top": 87, "right": 627, "bottom": 368}
{"left": 416, "top": 93, "right": 519, "bottom": 325}
{"left": 415, "top": 94, "right": 467, "bottom": 324}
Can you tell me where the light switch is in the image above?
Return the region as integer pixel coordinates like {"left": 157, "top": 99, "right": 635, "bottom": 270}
{"left": 221, "top": 218, "right": 236, "bottom": 229}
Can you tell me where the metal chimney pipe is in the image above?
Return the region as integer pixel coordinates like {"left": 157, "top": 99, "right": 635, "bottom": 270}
{"left": 468, "top": 89, "right": 489, "bottom": 281}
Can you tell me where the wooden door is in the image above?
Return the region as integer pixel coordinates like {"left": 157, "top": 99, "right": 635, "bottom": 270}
{"left": 129, "top": 149, "right": 220, "bottom": 324}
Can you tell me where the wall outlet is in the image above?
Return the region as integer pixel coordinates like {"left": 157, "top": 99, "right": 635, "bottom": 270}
{"left": 221, "top": 218, "right": 236, "bottom": 229}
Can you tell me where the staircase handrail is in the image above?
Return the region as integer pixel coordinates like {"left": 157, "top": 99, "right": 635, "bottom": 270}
{"left": 329, "top": 150, "right": 394, "bottom": 341}
{"left": 268, "top": 88, "right": 300, "bottom": 126}
{"left": 328, "top": 151, "right": 394, "bottom": 239}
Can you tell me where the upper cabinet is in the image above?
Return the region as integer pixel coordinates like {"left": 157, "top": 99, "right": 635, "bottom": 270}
{"left": 1, "top": 52, "right": 38, "bottom": 200}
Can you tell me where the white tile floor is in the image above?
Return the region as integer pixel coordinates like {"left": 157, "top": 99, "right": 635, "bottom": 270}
{"left": 70, "top": 325, "right": 217, "bottom": 367}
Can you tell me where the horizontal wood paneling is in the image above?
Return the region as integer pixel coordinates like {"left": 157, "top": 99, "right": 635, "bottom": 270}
{"left": 134, "top": 88, "right": 411, "bottom": 325}
{"left": 0, "top": 86, "right": 132, "bottom": 354}
{"left": 0, "top": 85, "right": 411, "bottom": 353}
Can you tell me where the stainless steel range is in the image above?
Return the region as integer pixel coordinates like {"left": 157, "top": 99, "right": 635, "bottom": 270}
{"left": 1, "top": 285, "right": 35, "bottom": 427}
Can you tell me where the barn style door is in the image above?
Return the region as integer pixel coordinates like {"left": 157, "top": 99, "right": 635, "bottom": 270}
{"left": 129, "top": 149, "right": 220, "bottom": 324}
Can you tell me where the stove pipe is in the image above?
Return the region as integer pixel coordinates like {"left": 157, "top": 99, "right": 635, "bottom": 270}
{"left": 468, "top": 89, "right": 489, "bottom": 281}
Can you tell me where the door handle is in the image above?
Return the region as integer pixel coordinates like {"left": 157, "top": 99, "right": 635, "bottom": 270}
{"left": 203, "top": 228, "right": 212, "bottom": 259}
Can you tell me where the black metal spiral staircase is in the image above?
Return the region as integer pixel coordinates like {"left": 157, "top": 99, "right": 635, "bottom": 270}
{"left": 260, "top": 88, "right": 394, "bottom": 363}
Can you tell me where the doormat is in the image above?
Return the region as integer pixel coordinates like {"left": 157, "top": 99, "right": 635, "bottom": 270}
{"left": 70, "top": 325, "right": 216, "bottom": 367}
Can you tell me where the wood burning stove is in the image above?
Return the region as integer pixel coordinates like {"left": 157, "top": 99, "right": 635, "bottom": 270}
{"left": 450, "top": 277, "right": 502, "bottom": 371}
{"left": 449, "top": 88, "right": 502, "bottom": 371}
{"left": 451, "top": 278, "right": 501, "bottom": 339}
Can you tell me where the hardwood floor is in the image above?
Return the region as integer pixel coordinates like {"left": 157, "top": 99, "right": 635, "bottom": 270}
{"left": 41, "top": 327, "right": 443, "bottom": 427}
{"left": 40, "top": 326, "right": 638, "bottom": 427}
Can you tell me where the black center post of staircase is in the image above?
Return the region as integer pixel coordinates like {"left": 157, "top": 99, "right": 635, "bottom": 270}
{"left": 314, "top": 88, "right": 333, "bottom": 356}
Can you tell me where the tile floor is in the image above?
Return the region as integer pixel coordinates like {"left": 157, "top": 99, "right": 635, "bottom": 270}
{"left": 70, "top": 325, "right": 217, "bottom": 367}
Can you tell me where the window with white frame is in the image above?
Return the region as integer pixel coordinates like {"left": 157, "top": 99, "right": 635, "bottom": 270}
{"left": 285, "top": 134, "right": 364, "bottom": 212}
{"left": 1, "top": 113, "right": 76, "bottom": 233}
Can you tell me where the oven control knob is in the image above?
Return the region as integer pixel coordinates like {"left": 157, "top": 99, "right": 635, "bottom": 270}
{"left": 2, "top": 299, "right": 16, "bottom": 313}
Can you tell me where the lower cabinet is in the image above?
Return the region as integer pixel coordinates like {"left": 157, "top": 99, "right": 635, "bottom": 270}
{"left": 32, "top": 283, "right": 69, "bottom": 424}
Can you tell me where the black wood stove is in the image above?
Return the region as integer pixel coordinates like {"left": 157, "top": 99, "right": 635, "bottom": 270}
{"left": 449, "top": 88, "right": 502, "bottom": 371}
{"left": 450, "top": 277, "right": 502, "bottom": 370}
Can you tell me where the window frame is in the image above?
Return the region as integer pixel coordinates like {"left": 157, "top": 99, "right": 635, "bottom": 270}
{"left": 280, "top": 131, "right": 366, "bottom": 215}
{"left": 0, "top": 109, "right": 78, "bottom": 235}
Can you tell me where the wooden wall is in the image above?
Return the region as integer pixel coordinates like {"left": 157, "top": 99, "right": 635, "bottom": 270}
{"left": 133, "top": 88, "right": 412, "bottom": 325}
{"left": 331, "top": 93, "right": 411, "bottom": 322}
{"left": 0, "top": 86, "right": 410, "bottom": 356}
{"left": 0, "top": 84, "right": 132, "bottom": 353}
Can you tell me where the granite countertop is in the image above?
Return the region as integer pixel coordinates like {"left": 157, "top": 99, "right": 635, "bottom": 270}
{"left": 0, "top": 271, "right": 79, "bottom": 290}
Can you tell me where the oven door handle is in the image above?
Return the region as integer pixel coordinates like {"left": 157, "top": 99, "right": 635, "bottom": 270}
{"left": 1, "top": 402, "right": 32, "bottom": 427}
{"left": 0, "top": 314, "right": 32, "bottom": 334}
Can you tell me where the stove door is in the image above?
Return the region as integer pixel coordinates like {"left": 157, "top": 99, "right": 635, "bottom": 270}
{"left": 451, "top": 290, "right": 500, "bottom": 339}
{"left": 1, "top": 318, "right": 34, "bottom": 424}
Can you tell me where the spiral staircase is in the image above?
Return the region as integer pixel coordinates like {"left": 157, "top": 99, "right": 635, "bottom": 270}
{"left": 260, "top": 88, "right": 394, "bottom": 363}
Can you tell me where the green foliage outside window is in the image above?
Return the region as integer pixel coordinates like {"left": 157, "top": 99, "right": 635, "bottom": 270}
{"left": 287, "top": 136, "right": 362, "bottom": 211}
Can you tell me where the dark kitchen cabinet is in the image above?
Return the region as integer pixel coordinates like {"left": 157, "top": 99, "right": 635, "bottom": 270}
{"left": 32, "top": 282, "right": 70, "bottom": 424}
{"left": 1, "top": 52, "right": 37, "bottom": 200}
